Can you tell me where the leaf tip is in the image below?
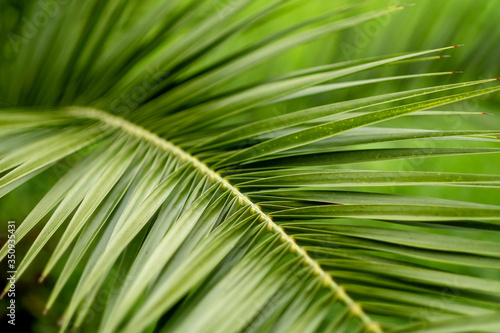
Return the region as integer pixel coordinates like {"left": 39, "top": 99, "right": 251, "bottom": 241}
{"left": 400, "top": 3, "right": 415, "bottom": 8}
{"left": 453, "top": 44, "right": 465, "bottom": 48}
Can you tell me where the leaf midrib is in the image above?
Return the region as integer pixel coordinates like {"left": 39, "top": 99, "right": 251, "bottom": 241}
{"left": 69, "top": 106, "right": 383, "bottom": 333}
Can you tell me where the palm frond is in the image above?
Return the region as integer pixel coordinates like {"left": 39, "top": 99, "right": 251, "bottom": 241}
{"left": 1, "top": 1, "right": 500, "bottom": 333}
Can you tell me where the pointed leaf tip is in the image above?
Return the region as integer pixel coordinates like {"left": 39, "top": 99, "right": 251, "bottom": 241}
{"left": 400, "top": 3, "right": 415, "bottom": 9}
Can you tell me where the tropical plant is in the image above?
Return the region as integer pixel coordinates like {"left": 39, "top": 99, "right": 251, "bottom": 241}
{"left": 1, "top": 1, "right": 500, "bottom": 332}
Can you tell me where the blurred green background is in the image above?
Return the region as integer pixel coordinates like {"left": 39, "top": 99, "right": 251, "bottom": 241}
{"left": 1, "top": 0, "right": 499, "bottom": 331}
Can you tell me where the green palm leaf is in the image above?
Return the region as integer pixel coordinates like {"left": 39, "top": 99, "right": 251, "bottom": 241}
{"left": 1, "top": 1, "right": 499, "bottom": 332}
